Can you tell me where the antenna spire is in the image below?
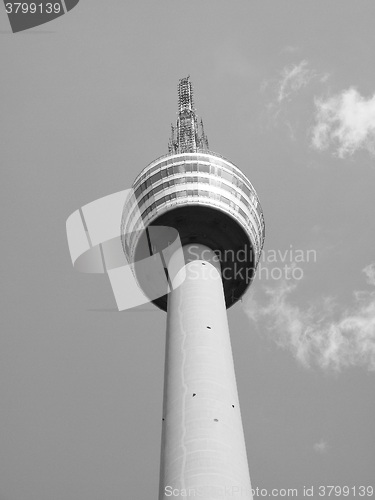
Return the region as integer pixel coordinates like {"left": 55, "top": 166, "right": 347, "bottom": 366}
{"left": 168, "top": 76, "right": 209, "bottom": 154}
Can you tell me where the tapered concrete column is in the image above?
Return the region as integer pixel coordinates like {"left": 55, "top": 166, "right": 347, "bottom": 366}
{"left": 159, "top": 244, "right": 253, "bottom": 500}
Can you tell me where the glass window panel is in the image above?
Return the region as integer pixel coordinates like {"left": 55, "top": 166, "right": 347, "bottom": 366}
{"left": 136, "top": 198, "right": 144, "bottom": 209}
{"left": 235, "top": 177, "right": 243, "bottom": 189}
{"left": 222, "top": 170, "right": 232, "bottom": 182}
{"left": 152, "top": 172, "right": 161, "bottom": 183}
{"left": 199, "top": 164, "right": 210, "bottom": 173}
{"left": 177, "top": 164, "right": 186, "bottom": 174}
{"left": 242, "top": 185, "right": 250, "bottom": 197}
{"left": 185, "top": 162, "right": 193, "bottom": 173}
{"left": 146, "top": 164, "right": 158, "bottom": 178}
{"left": 153, "top": 184, "right": 163, "bottom": 195}
{"left": 238, "top": 208, "right": 247, "bottom": 220}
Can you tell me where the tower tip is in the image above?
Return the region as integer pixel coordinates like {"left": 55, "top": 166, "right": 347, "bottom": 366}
{"left": 168, "top": 77, "right": 209, "bottom": 154}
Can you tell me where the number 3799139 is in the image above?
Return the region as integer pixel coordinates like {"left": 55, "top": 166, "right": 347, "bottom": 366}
{"left": 5, "top": 3, "right": 62, "bottom": 14}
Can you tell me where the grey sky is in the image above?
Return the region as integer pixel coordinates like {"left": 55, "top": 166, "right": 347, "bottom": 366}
{"left": 1, "top": 1, "right": 374, "bottom": 499}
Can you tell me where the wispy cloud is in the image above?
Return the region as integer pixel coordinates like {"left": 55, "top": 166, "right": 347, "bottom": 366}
{"left": 244, "top": 264, "right": 375, "bottom": 372}
{"left": 262, "top": 60, "right": 328, "bottom": 140}
{"left": 263, "top": 62, "right": 375, "bottom": 159}
{"left": 276, "top": 60, "right": 316, "bottom": 103}
{"left": 311, "top": 88, "right": 375, "bottom": 157}
{"left": 313, "top": 439, "right": 329, "bottom": 454}
{"left": 363, "top": 263, "right": 375, "bottom": 286}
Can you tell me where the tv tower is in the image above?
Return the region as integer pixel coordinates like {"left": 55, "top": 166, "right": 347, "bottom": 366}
{"left": 121, "top": 77, "right": 265, "bottom": 499}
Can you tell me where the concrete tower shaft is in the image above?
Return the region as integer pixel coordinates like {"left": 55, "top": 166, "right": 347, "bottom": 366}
{"left": 159, "top": 245, "right": 253, "bottom": 499}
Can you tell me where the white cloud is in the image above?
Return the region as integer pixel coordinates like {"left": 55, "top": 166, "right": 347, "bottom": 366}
{"left": 276, "top": 60, "right": 316, "bottom": 103}
{"left": 244, "top": 264, "right": 375, "bottom": 372}
{"left": 363, "top": 263, "right": 375, "bottom": 286}
{"left": 311, "top": 88, "right": 375, "bottom": 157}
{"left": 313, "top": 439, "right": 329, "bottom": 454}
{"left": 261, "top": 60, "right": 327, "bottom": 140}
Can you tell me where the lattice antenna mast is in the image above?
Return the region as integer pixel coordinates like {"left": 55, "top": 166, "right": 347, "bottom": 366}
{"left": 168, "top": 76, "right": 209, "bottom": 154}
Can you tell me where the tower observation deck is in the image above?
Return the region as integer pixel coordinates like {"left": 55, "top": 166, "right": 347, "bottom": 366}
{"left": 121, "top": 77, "right": 265, "bottom": 311}
{"left": 121, "top": 77, "right": 265, "bottom": 499}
